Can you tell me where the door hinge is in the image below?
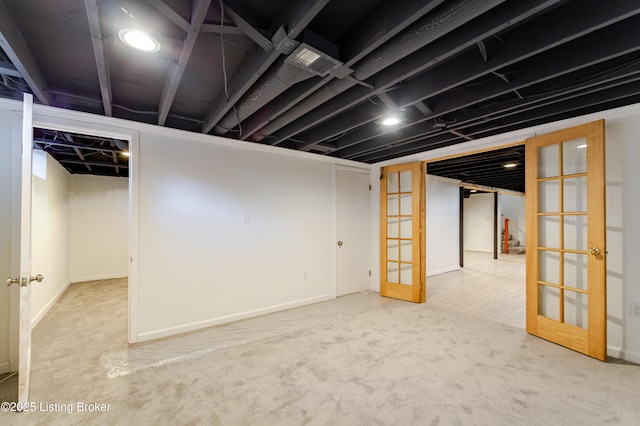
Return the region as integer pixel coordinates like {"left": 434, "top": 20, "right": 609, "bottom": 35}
{"left": 369, "top": 184, "right": 372, "bottom": 191}
{"left": 369, "top": 270, "right": 372, "bottom": 276}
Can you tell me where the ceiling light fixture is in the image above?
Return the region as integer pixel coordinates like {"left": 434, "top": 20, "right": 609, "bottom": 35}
{"left": 118, "top": 28, "right": 160, "bottom": 53}
{"left": 381, "top": 117, "right": 401, "bottom": 126}
{"left": 121, "top": 152, "right": 131, "bottom": 157}
{"left": 503, "top": 162, "right": 518, "bottom": 168}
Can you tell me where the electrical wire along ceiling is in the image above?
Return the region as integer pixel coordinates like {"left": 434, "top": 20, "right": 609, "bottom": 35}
{"left": 1, "top": 0, "right": 640, "bottom": 189}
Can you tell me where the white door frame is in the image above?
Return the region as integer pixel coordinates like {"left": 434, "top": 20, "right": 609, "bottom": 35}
{"left": 333, "top": 165, "right": 371, "bottom": 297}
{"left": 8, "top": 104, "right": 141, "bottom": 347}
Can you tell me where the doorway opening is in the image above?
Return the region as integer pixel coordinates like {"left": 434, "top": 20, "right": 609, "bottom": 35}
{"left": 424, "top": 143, "right": 527, "bottom": 329}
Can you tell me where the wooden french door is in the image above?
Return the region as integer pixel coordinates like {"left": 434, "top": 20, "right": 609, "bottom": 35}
{"left": 525, "top": 120, "right": 607, "bottom": 360}
{"left": 380, "top": 162, "right": 425, "bottom": 303}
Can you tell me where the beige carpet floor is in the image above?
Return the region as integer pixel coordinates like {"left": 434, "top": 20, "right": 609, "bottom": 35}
{"left": 1, "top": 276, "right": 639, "bottom": 425}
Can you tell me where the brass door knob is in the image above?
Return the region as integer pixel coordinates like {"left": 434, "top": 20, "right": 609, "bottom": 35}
{"left": 588, "top": 247, "right": 601, "bottom": 256}
{"left": 337, "top": 241, "right": 343, "bottom": 247}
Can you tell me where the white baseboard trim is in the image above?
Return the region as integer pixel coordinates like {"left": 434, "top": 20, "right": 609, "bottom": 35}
{"left": 71, "top": 273, "right": 128, "bottom": 283}
{"left": 137, "top": 293, "right": 335, "bottom": 342}
{"left": 32, "top": 280, "right": 72, "bottom": 329}
{"left": 607, "top": 346, "right": 623, "bottom": 359}
{"left": 619, "top": 349, "right": 640, "bottom": 365}
{"left": 427, "top": 266, "right": 461, "bottom": 277}
{"left": 0, "top": 361, "right": 9, "bottom": 375}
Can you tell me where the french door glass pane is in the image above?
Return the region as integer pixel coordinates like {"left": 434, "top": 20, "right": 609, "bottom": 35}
{"left": 400, "top": 217, "right": 412, "bottom": 238}
{"left": 387, "top": 240, "right": 399, "bottom": 261}
{"left": 400, "top": 171, "right": 412, "bottom": 192}
{"left": 538, "top": 144, "right": 559, "bottom": 178}
{"left": 563, "top": 176, "right": 587, "bottom": 212}
{"left": 387, "top": 172, "right": 398, "bottom": 193}
{"left": 564, "top": 215, "right": 588, "bottom": 251}
{"left": 564, "top": 290, "right": 588, "bottom": 329}
{"left": 539, "top": 285, "right": 560, "bottom": 321}
{"left": 387, "top": 217, "right": 399, "bottom": 238}
{"left": 400, "top": 194, "right": 412, "bottom": 215}
{"left": 539, "top": 251, "right": 560, "bottom": 284}
{"left": 387, "top": 195, "right": 399, "bottom": 215}
{"left": 539, "top": 216, "right": 560, "bottom": 248}
{"left": 400, "top": 264, "right": 412, "bottom": 285}
{"left": 400, "top": 240, "right": 412, "bottom": 262}
{"left": 564, "top": 252, "right": 588, "bottom": 291}
{"left": 538, "top": 180, "right": 559, "bottom": 212}
{"left": 387, "top": 262, "right": 398, "bottom": 283}
{"left": 563, "top": 138, "right": 587, "bottom": 175}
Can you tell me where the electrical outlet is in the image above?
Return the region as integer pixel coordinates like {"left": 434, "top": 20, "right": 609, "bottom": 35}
{"left": 630, "top": 302, "right": 640, "bottom": 318}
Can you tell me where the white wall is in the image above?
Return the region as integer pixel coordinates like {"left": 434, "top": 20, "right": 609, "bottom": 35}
{"left": 70, "top": 174, "right": 129, "bottom": 282}
{"left": 369, "top": 103, "right": 640, "bottom": 363}
{"left": 135, "top": 130, "right": 355, "bottom": 340}
{"left": 500, "top": 194, "right": 526, "bottom": 247}
{"left": 0, "top": 108, "right": 13, "bottom": 373}
{"left": 463, "top": 193, "right": 494, "bottom": 253}
{"left": 30, "top": 151, "right": 71, "bottom": 327}
{"left": 426, "top": 175, "right": 460, "bottom": 276}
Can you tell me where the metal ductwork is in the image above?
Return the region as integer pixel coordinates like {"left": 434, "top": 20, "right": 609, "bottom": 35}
{"left": 251, "top": 0, "right": 505, "bottom": 141}
{"left": 215, "top": 61, "right": 317, "bottom": 134}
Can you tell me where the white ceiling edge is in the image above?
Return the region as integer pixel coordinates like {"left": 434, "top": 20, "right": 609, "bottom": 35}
{"left": 373, "top": 101, "right": 640, "bottom": 167}
{"left": 0, "top": 97, "right": 371, "bottom": 171}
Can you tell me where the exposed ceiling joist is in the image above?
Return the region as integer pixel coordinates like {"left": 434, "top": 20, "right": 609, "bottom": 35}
{"left": 222, "top": 1, "right": 272, "bottom": 50}
{"left": 145, "top": 0, "right": 191, "bottom": 32}
{"left": 200, "top": 23, "right": 244, "bottom": 35}
{"left": 158, "top": 0, "right": 212, "bottom": 125}
{"left": 282, "top": 0, "right": 563, "bottom": 151}
{"left": 59, "top": 159, "right": 129, "bottom": 169}
{"left": 201, "top": 0, "right": 329, "bottom": 134}
{"left": 333, "top": 13, "right": 640, "bottom": 158}
{"left": 0, "top": 60, "right": 20, "bottom": 77}
{"left": 0, "top": 0, "right": 50, "bottom": 105}
{"left": 84, "top": 0, "right": 112, "bottom": 116}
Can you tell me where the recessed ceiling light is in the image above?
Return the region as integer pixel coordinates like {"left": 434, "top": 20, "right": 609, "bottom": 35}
{"left": 118, "top": 28, "right": 160, "bottom": 53}
{"left": 381, "top": 117, "right": 401, "bottom": 126}
{"left": 121, "top": 152, "right": 130, "bottom": 157}
{"left": 503, "top": 162, "right": 518, "bottom": 168}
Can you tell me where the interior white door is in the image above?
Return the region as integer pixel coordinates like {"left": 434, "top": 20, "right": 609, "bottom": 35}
{"left": 336, "top": 168, "right": 370, "bottom": 297}
{"left": 8, "top": 94, "right": 36, "bottom": 404}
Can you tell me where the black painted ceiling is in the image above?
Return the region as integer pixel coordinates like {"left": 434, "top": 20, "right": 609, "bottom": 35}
{"left": 2, "top": 0, "right": 640, "bottom": 189}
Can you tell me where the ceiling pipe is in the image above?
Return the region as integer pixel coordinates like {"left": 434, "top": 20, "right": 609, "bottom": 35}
{"left": 251, "top": 0, "right": 505, "bottom": 142}
{"left": 215, "top": 61, "right": 316, "bottom": 134}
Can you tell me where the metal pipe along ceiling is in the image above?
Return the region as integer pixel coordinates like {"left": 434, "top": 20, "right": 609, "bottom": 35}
{"left": 250, "top": 0, "right": 506, "bottom": 141}
{"left": 215, "top": 62, "right": 316, "bottom": 134}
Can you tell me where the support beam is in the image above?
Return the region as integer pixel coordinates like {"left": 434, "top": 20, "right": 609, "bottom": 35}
{"left": 201, "top": 0, "right": 329, "bottom": 134}
{"left": 0, "top": 0, "right": 50, "bottom": 104}
{"left": 84, "top": 0, "right": 112, "bottom": 116}
{"left": 158, "top": 0, "right": 212, "bottom": 125}
{"left": 145, "top": 0, "right": 191, "bottom": 32}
